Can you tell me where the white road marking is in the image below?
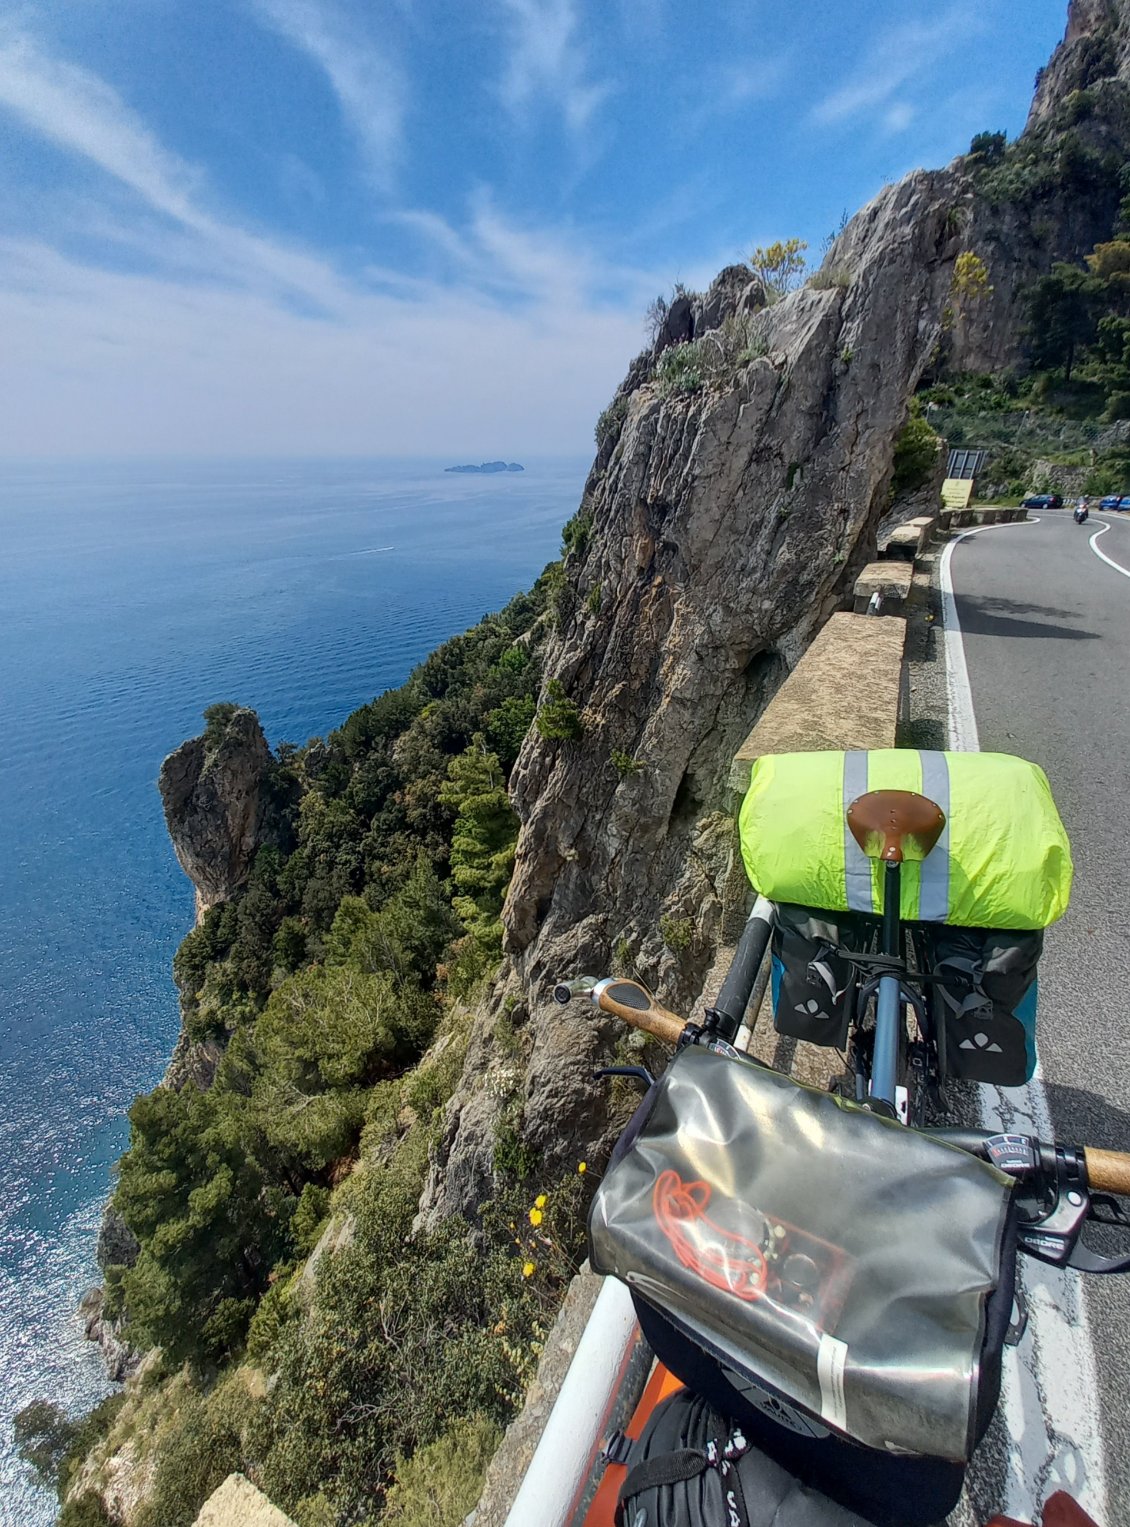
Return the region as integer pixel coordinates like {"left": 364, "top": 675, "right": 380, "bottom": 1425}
{"left": 939, "top": 520, "right": 1109, "bottom": 1525}
{"left": 1089, "top": 521, "right": 1130, "bottom": 579}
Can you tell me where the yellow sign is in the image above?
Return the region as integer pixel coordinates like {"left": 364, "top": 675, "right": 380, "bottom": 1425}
{"left": 942, "top": 478, "right": 974, "bottom": 507}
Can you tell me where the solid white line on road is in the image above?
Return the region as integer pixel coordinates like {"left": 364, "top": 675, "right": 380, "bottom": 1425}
{"left": 938, "top": 518, "right": 1041, "bottom": 753}
{"left": 939, "top": 520, "right": 1109, "bottom": 1525}
{"left": 1089, "top": 520, "right": 1130, "bottom": 579}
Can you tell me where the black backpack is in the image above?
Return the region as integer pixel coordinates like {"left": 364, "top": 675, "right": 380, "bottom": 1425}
{"left": 610, "top": 1388, "right": 870, "bottom": 1526}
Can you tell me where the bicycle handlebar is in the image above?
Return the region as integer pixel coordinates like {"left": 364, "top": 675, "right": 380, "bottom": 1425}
{"left": 559, "top": 974, "right": 1130, "bottom": 1211}
{"left": 1084, "top": 1147, "right": 1130, "bottom": 1196}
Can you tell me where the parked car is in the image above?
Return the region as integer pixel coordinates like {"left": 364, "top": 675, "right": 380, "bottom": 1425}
{"left": 1099, "top": 495, "right": 1123, "bottom": 510}
{"left": 1118, "top": 497, "right": 1130, "bottom": 511}
{"left": 1021, "top": 493, "right": 1064, "bottom": 509}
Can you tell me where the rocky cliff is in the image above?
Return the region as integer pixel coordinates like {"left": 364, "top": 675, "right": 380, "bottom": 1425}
{"left": 419, "top": 0, "right": 1130, "bottom": 1226}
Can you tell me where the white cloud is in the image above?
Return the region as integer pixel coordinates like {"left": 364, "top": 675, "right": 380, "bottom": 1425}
{"left": 0, "top": 27, "right": 203, "bottom": 225}
{"left": 496, "top": 0, "right": 612, "bottom": 135}
{"left": 248, "top": 0, "right": 405, "bottom": 189}
{"left": 0, "top": 23, "right": 361, "bottom": 313}
{"left": 810, "top": 6, "right": 985, "bottom": 129}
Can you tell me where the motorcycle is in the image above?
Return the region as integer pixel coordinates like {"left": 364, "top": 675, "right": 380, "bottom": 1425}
{"left": 1074, "top": 503, "right": 1089, "bottom": 523}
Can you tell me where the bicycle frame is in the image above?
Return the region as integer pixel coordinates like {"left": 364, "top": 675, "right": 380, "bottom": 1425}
{"left": 870, "top": 859, "right": 903, "bottom": 1108}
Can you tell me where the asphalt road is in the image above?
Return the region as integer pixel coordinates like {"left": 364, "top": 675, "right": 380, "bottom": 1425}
{"left": 949, "top": 509, "right": 1130, "bottom": 1523}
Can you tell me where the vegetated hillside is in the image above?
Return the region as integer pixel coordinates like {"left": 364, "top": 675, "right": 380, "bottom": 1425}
{"left": 23, "top": 4, "right": 1130, "bottom": 1525}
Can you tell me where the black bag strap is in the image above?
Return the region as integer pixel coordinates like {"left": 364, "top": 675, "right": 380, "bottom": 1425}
{"left": 614, "top": 1432, "right": 753, "bottom": 1526}
{"left": 615, "top": 1449, "right": 708, "bottom": 1524}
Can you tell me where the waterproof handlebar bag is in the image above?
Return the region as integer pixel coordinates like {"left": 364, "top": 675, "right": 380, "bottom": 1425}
{"left": 738, "top": 749, "right": 1072, "bottom": 929}
{"left": 588, "top": 1047, "right": 1014, "bottom": 1465}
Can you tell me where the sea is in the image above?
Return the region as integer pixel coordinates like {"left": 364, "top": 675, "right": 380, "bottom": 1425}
{"left": 0, "top": 455, "right": 587, "bottom": 1525}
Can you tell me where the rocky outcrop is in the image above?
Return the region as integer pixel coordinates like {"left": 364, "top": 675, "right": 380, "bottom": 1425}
{"left": 1028, "top": 0, "right": 1130, "bottom": 130}
{"left": 159, "top": 707, "right": 285, "bottom": 920}
{"left": 80, "top": 1287, "right": 142, "bottom": 1382}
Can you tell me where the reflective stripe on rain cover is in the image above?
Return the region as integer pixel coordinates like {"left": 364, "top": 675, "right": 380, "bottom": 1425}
{"left": 739, "top": 750, "right": 1072, "bottom": 929}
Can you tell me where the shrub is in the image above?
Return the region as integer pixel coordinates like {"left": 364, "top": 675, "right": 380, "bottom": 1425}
{"left": 560, "top": 509, "right": 593, "bottom": 559}
{"left": 535, "top": 680, "right": 583, "bottom": 741}
{"left": 968, "top": 130, "right": 1006, "bottom": 163}
{"left": 202, "top": 702, "right": 241, "bottom": 749}
{"left": 659, "top": 915, "right": 695, "bottom": 953}
{"left": 656, "top": 342, "right": 704, "bottom": 396}
{"left": 891, "top": 407, "right": 941, "bottom": 497}
{"left": 59, "top": 1497, "right": 113, "bottom": 1527}
{"left": 595, "top": 395, "right": 629, "bottom": 449}
{"left": 611, "top": 749, "right": 643, "bottom": 778}
{"left": 749, "top": 238, "right": 807, "bottom": 300}
{"left": 381, "top": 1413, "right": 503, "bottom": 1526}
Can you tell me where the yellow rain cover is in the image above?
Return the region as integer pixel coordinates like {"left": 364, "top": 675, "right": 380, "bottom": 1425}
{"left": 738, "top": 750, "right": 1072, "bottom": 928}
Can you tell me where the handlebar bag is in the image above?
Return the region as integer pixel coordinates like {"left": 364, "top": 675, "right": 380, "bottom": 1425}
{"left": 739, "top": 749, "right": 1072, "bottom": 929}
{"left": 588, "top": 1046, "right": 1013, "bottom": 1466}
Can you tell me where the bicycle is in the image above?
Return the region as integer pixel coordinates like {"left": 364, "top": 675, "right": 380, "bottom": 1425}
{"left": 554, "top": 784, "right": 1130, "bottom": 1524}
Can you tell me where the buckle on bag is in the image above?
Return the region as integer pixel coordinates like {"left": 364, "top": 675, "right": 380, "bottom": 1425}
{"left": 601, "top": 1429, "right": 634, "bottom": 1466}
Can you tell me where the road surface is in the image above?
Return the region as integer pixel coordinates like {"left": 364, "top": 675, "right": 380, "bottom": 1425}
{"left": 947, "top": 509, "right": 1130, "bottom": 1524}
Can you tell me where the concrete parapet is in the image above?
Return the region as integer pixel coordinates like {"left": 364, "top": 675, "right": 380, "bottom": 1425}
{"left": 729, "top": 611, "right": 907, "bottom": 795}
{"left": 881, "top": 521, "right": 928, "bottom": 559}
{"left": 193, "top": 1475, "right": 297, "bottom": 1527}
{"left": 939, "top": 504, "right": 1029, "bottom": 530}
{"left": 852, "top": 560, "right": 913, "bottom": 614}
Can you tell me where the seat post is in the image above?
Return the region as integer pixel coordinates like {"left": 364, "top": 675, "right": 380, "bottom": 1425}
{"left": 881, "top": 860, "right": 901, "bottom": 958}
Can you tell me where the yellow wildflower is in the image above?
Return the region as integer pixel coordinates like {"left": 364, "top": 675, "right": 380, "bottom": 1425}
{"left": 578, "top": 1161, "right": 587, "bottom": 1174}
{"left": 529, "top": 1207, "right": 543, "bottom": 1227}
{"left": 535, "top": 1193, "right": 548, "bottom": 1209}
{"left": 522, "top": 1261, "right": 536, "bottom": 1278}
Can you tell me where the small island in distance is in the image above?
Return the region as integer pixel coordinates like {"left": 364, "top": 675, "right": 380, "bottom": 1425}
{"left": 444, "top": 460, "right": 524, "bottom": 473}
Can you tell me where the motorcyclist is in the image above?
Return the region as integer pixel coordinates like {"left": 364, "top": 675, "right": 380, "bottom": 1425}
{"left": 1074, "top": 497, "right": 1090, "bottom": 523}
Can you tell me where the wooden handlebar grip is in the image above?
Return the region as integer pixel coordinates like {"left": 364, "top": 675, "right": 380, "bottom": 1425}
{"left": 1084, "top": 1147, "right": 1130, "bottom": 1196}
{"left": 595, "top": 979, "right": 686, "bottom": 1046}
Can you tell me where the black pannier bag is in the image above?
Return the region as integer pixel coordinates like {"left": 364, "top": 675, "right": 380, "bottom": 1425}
{"left": 611, "top": 1387, "right": 868, "bottom": 1526}
{"left": 771, "top": 904, "right": 1043, "bottom": 1087}
{"left": 922, "top": 925, "right": 1042, "bottom": 1087}
{"left": 589, "top": 1047, "right": 1017, "bottom": 1526}
{"left": 770, "top": 903, "right": 868, "bottom": 1047}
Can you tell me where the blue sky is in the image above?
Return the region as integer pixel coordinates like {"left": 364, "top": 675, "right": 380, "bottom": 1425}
{"left": 0, "top": 0, "right": 1067, "bottom": 457}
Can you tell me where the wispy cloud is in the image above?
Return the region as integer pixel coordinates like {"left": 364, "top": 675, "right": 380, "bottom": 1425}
{"left": 496, "top": 0, "right": 611, "bottom": 135}
{"left": 810, "top": 6, "right": 984, "bottom": 129}
{"left": 0, "top": 22, "right": 654, "bottom": 455}
{"left": 0, "top": 27, "right": 203, "bottom": 225}
{"left": 248, "top": 0, "right": 405, "bottom": 190}
{"left": 0, "top": 23, "right": 361, "bottom": 312}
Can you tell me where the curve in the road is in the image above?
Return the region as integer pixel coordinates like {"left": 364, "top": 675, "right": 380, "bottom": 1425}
{"left": 1089, "top": 518, "right": 1130, "bottom": 579}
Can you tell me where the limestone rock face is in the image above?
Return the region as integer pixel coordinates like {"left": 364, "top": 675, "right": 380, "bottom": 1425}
{"left": 1027, "top": 0, "right": 1130, "bottom": 130}
{"left": 158, "top": 708, "right": 280, "bottom": 918}
{"left": 419, "top": 6, "right": 1130, "bottom": 1226}
{"left": 418, "top": 170, "right": 970, "bottom": 1225}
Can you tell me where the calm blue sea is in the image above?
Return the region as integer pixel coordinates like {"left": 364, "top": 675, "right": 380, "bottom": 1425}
{"left": 0, "top": 456, "right": 586, "bottom": 1524}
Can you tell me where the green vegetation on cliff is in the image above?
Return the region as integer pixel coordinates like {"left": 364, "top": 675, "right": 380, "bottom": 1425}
{"left": 25, "top": 534, "right": 600, "bottom": 1526}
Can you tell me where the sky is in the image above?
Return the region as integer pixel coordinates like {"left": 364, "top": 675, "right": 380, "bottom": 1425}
{"left": 0, "top": 0, "right": 1070, "bottom": 458}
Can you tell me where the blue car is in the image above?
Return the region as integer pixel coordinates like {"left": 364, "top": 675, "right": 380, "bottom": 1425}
{"left": 1119, "top": 497, "right": 1130, "bottom": 512}
{"left": 1100, "top": 495, "right": 1123, "bottom": 510}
